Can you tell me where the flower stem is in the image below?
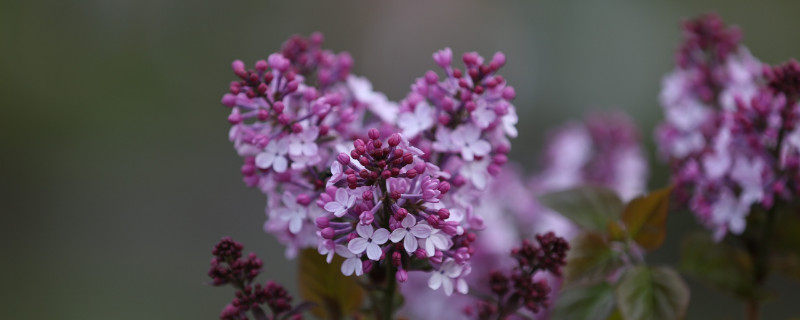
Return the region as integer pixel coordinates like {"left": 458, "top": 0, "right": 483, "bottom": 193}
{"left": 747, "top": 205, "right": 778, "bottom": 320}
{"left": 383, "top": 261, "right": 397, "bottom": 320}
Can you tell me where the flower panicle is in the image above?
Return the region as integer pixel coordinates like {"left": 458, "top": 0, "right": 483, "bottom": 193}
{"left": 208, "top": 237, "right": 299, "bottom": 320}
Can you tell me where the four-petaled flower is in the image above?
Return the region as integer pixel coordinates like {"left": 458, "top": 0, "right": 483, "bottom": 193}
{"left": 255, "top": 139, "right": 289, "bottom": 172}
{"left": 288, "top": 127, "right": 320, "bottom": 157}
{"left": 389, "top": 215, "right": 433, "bottom": 253}
{"left": 423, "top": 229, "right": 453, "bottom": 257}
{"left": 348, "top": 224, "right": 390, "bottom": 261}
{"left": 397, "top": 101, "right": 435, "bottom": 138}
{"left": 451, "top": 124, "right": 491, "bottom": 161}
{"left": 335, "top": 245, "right": 364, "bottom": 276}
{"left": 275, "top": 191, "right": 307, "bottom": 234}
{"left": 428, "top": 258, "right": 468, "bottom": 296}
{"left": 324, "top": 188, "right": 356, "bottom": 217}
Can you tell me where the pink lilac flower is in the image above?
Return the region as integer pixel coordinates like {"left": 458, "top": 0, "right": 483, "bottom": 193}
{"left": 656, "top": 14, "right": 800, "bottom": 239}
{"left": 255, "top": 139, "right": 290, "bottom": 173}
{"left": 316, "top": 129, "right": 479, "bottom": 295}
{"left": 348, "top": 224, "right": 390, "bottom": 260}
{"left": 428, "top": 258, "right": 469, "bottom": 296}
{"left": 393, "top": 48, "right": 519, "bottom": 225}
{"left": 336, "top": 245, "right": 365, "bottom": 276}
{"left": 219, "top": 33, "right": 396, "bottom": 257}
{"left": 324, "top": 188, "right": 356, "bottom": 217}
{"left": 402, "top": 113, "right": 648, "bottom": 319}
{"left": 389, "top": 215, "right": 433, "bottom": 253}
{"left": 275, "top": 192, "right": 307, "bottom": 234}
{"left": 396, "top": 101, "right": 435, "bottom": 138}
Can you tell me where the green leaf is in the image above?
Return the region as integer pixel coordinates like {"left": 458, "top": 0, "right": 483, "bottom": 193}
{"left": 538, "top": 186, "right": 624, "bottom": 232}
{"left": 564, "top": 232, "right": 623, "bottom": 284}
{"left": 679, "top": 232, "right": 759, "bottom": 299}
{"left": 553, "top": 282, "right": 616, "bottom": 320}
{"left": 615, "top": 266, "right": 689, "bottom": 320}
{"left": 298, "top": 248, "right": 364, "bottom": 319}
{"left": 616, "top": 186, "right": 672, "bottom": 251}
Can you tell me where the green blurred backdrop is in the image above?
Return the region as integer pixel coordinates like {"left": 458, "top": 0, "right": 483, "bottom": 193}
{"left": 1, "top": 1, "right": 799, "bottom": 319}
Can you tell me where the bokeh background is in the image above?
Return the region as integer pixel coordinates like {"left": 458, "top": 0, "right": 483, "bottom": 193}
{"left": 2, "top": 1, "right": 800, "bottom": 319}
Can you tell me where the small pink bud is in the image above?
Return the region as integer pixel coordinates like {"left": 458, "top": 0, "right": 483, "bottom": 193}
{"left": 316, "top": 217, "right": 330, "bottom": 228}
{"left": 502, "top": 86, "right": 516, "bottom": 100}
{"left": 425, "top": 70, "right": 438, "bottom": 84}
{"left": 437, "top": 181, "right": 451, "bottom": 194}
{"left": 321, "top": 227, "right": 335, "bottom": 239}
{"left": 221, "top": 93, "right": 237, "bottom": 107}
{"left": 257, "top": 109, "right": 269, "bottom": 121}
{"left": 272, "top": 101, "right": 285, "bottom": 114}
{"left": 396, "top": 269, "right": 408, "bottom": 283}
{"left": 277, "top": 114, "right": 290, "bottom": 125}
{"left": 255, "top": 59, "right": 268, "bottom": 72}
{"left": 388, "top": 134, "right": 400, "bottom": 147}
{"left": 337, "top": 153, "right": 350, "bottom": 165}
{"left": 228, "top": 112, "right": 242, "bottom": 124}
{"left": 368, "top": 128, "right": 380, "bottom": 140}
{"left": 296, "top": 194, "right": 311, "bottom": 206}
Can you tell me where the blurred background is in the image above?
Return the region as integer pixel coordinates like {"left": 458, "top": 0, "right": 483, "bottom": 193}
{"left": 2, "top": 1, "right": 799, "bottom": 319}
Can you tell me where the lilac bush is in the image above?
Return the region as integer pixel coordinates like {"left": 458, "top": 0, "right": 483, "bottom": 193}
{"left": 207, "top": 15, "right": 800, "bottom": 319}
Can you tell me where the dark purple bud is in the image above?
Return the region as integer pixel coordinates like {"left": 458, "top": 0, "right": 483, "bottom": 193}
{"left": 273, "top": 101, "right": 285, "bottom": 114}
{"left": 368, "top": 128, "right": 380, "bottom": 140}
{"left": 337, "top": 153, "right": 350, "bottom": 165}
{"left": 255, "top": 59, "right": 268, "bottom": 72}
{"left": 388, "top": 134, "right": 400, "bottom": 147}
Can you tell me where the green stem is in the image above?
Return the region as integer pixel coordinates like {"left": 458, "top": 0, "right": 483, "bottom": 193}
{"left": 747, "top": 206, "right": 778, "bottom": 320}
{"left": 383, "top": 262, "right": 397, "bottom": 320}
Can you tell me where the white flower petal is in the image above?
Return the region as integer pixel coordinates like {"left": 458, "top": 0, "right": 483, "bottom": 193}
{"left": 404, "top": 234, "right": 418, "bottom": 253}
{"left": 356, "top": 224, "right": 373, "bottom": 238}
{"left": 409, "top": 224, "right": 432, "bottom": 238}
{"left": 366, "top": 243, "right": 382, "bottom": 261}
{"left": 428, "top": 272, "right": 443, "bottom": 290}
{"left": 371, "top": 228, "right": 390, "bottom": 244}
{"left": 273, "top": 156, "right": 288, "bottom": 172}
{"left": 401, "top": 215, "right": 416, "bottom": 228}
{"left": 389, "top": 228, "right": 407, "bottom": 243}
{"left": 254, "top": 152, "right": 274, "bottom": 169}
{"left": 442, "top": 278, "right": 454, "bottom": 296}
{"left": 348, "top": 238, "right": 368, "bottom": 254}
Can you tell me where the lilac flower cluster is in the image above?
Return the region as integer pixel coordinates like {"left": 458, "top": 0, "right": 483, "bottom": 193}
{"left": 316, "top": 129, "right": 475, "bottom": 295}
{"left": 396, "top": 48, "right": 518, "bottom": 194}
{"left": 221, "top": 34, "right": 398, "bottom": 258}
{"left": 468, "top": 233, "right": 569, "bottom": 319}
{"left": 208, "top": 237, "right": 300, "bottom": 320}
{"left": 400, "top": 114, "right": 648, "bottom": 319}
{"left": 219, "top": 34, "right": 522, "bottom": 298}
{"left": 656, "top": 13, "right": 800, "bottom": 239}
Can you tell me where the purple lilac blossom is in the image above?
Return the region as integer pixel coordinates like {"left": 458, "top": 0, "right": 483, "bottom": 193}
{"left": 220, "top": 34, "right": 398, "bottom": 258}
{"left": 655, "top": 14, "right": 800, "bottom": 240}
{"left": 394, "top": 48, "right": 519, "bottom": 227}
{"left": 221, "top": 38, "right": 525, "bottom": 298}
{"left": 400, "top": 113, "right": 648, "bottom": 319}
{"left": 317, "top": 129, "right": 475, "bottom": 295}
